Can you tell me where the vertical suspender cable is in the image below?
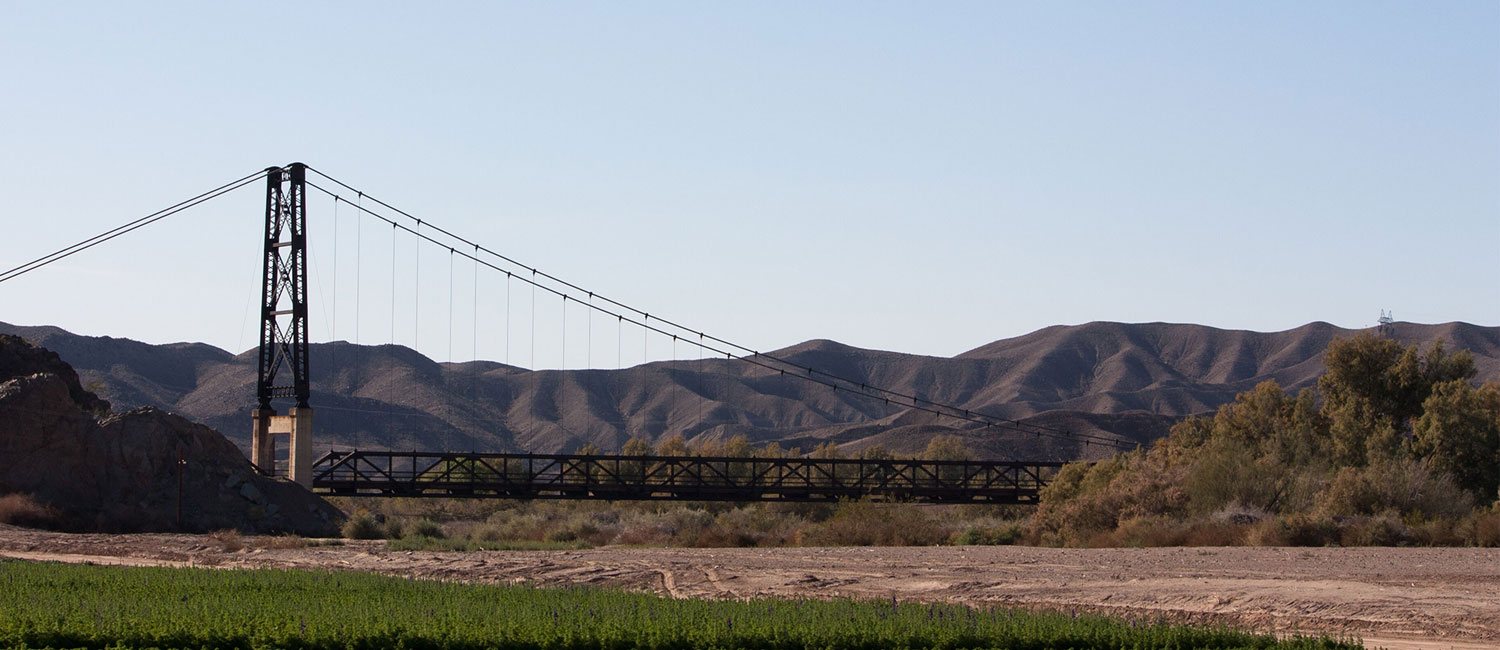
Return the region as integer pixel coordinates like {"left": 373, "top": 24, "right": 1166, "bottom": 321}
{"left": 472, "top": 245, "right": 479, "bottom": 364}
{"left": 331, "top": 196, "right": 338, "bottom": 340}
{"left": 414, "top": 221, "right": 420, "bottom": 350}
{"left": 504, "top": 271, "right": 512, "bottom": 366}
{"left": 390, "top": 222, "right": 397, "bottom": 345}
{"left": 537, "top": 268, "right": 543, "bottom": 367}
{"left": 671, "top": 335, "right": 678, "bottom": 431}
{"left": 617, "top": 315, "right": 622, "bottom": 370}
{"left": 354, "top": 192, "right": 363, "bottom": 344}
{"left": 586, "top": 294, "right": 593, "bottom": 369}
{"left": 560, "top": 295, "right": 567, "bottom": 370}
{"left": 470, "top": 246, "right": 478, "bottom": 403}
{"left": 448, "top": 247, "right": 455, "bottom": 363}
{"left": 698, "top": 332, "right": 704, "bottom": 429}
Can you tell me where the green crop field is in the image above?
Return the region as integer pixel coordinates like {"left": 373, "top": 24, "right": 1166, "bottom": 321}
{"left": 0, "top": 559, "right": 1357, "bottom": 650}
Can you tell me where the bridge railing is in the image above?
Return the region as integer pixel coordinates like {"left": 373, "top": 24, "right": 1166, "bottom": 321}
{"left": 311, "top": 450, "right": 1065, "bottom": 504}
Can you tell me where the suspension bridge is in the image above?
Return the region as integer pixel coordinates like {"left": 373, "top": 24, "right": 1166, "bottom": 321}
{"left": 2, "top": 163, "right": 1133, "bottom": 504}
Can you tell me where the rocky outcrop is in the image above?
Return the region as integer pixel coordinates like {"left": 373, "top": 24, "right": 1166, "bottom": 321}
{"left": 0, "top": 333, "right": 109, "bottom": 415}
{"left": 0, "top": 336, "right": 342, "bottom": 535}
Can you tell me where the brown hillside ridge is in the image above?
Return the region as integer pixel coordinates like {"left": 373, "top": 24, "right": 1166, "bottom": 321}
{"left": 1, "top": 321, "right": 1495, "bottom": 461}
{"left": 0, "top": 334, "right": 342, "bottom": 535}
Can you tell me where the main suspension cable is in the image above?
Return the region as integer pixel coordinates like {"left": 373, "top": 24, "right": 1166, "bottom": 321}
{"left": 304, "top": 178, "right": 1130, "bottom": 450}
{"left": 1, "top": 169, "right": 268, "bottom": 285}
{"left": 306, "top": 167, "right": 1110, "bottom": 444}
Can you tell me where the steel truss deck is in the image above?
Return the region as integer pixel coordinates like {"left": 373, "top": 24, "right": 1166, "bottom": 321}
{"left": 311, "top": 450, "right": 1064, "bottom": 503}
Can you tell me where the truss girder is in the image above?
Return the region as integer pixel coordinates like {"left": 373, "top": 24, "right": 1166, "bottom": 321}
{"left": 310, "top": 451, "right": 1063, "bottom": 504}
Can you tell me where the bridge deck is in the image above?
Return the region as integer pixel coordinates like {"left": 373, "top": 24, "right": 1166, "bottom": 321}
{"left": 311, "top": 451, "right": 1064, "bottom": 504}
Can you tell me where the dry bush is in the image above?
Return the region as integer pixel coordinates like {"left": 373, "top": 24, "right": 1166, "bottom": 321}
{"left": 1336, "top": 512, "right": 1410, "bottom": 546}
{"left": 341, "top": 513, "right": 383, "bottom": 540}
{"left": 208, "top": 529, "right": 245, "bottom": 552}
{"left": 762, "top": 500, "right": 836, "bottom": 523}
{"left": 0, "top": 494, "right": 58, "bottom": 529}
{"left": 1316, "top": 457, "right": 1473, "bottom": 520}
{"left": 1469, "top": 507, "right": 1500, "bottom": 547}
{"left": 1179, "top": 520, "right": 1250, "bottom": 546}
{"left": 256, "top": 534, "right": 309, "bottom": 550}
{"left": 1107, "top": 516, "right": 1190, "bottom": 547}
{"left": 612, "top": 509, "right": 716, "bottom": 546}
{"left": 694, "top": 507, "right": 800, "bottom": 547}
{"left": 1246, "top": 514, "right": 1338, "bottom": 547}
{"left": 1210, "top": 503, "right": 1270, "bottom": 527}
{"left": 468, "top": 505, "right": 621, "bottom": 546}
{"left": 796, "top": 502, "right": 945, "bottom": 547}
{"left": 1025, "top": 453, "right": 1189, "bottom": 547}
{"left": 1407, "top": 517, "right": 1464, "bottom": 546}
{"left": 1244, "top": 518, "right": 1288, "bottom": 547}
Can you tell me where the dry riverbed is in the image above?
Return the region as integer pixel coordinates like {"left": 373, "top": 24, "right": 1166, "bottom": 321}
{"left": 0, "top": 525, "right": 1494, "bottom": 650}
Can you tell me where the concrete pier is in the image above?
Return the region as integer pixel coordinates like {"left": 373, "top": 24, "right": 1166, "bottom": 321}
{"left": 250, "top": 407, "right": 313, "bottom": 486}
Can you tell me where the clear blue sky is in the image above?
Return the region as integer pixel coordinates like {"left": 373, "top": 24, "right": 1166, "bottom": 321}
{"left": 1, "top": 2, "right": 1496, "bottom": 365}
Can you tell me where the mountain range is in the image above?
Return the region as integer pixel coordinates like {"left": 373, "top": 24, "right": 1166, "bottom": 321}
{"left": 3, "top": 320, "right": 1496, "bottom": 461}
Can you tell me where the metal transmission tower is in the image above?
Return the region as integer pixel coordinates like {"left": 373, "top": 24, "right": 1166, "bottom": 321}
{"left": 250, "top": 163, "right": 314, "bottom": 486}
{"left": 1378, "top": 310, "right": 1395, "bottom": 338}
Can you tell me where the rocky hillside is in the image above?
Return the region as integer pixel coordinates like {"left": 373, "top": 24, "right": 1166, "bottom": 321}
{"left": 0, "top": 334, "right": 342, "bottom": 535}
{"left": 2, "top": 321, "right": 1496, "bottom": 461}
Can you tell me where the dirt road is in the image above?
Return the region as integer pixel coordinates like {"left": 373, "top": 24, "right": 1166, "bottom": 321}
{"left": 1, "top": 526, "right": 1494, "bottom": 649}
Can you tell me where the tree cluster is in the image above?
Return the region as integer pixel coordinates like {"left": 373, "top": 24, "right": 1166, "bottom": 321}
{"left": 1029, "top": 333, "right": 1500, "bottom": 546}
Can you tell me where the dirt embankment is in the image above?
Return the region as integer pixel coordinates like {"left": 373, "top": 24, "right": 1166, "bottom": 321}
{"left": 0, "top": 526, "right": 1495, "bottom": 650}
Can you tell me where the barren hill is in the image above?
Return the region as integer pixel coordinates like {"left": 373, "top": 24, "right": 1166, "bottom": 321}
{"left": 3, "top": 321, "right": 1495, "bottom": 461}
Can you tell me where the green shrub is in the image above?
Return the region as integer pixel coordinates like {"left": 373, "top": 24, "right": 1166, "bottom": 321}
{"left": 954, "top": 523, "right": 1023, "bottom": 545}
{"left": 382, "top": 518, "right": 405, "bottom": 540}
{"left": 408, "top": 519, "right": 445, "bottom": 539}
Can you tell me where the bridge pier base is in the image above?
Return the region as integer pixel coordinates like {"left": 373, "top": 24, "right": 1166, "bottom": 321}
{"left": 251, "top": 407, "right": 314, "bottom": 487}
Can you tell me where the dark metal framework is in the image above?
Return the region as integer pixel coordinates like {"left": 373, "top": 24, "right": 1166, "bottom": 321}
{"left": 312, "top": 450, "right": 1064, "bottom": 503}
{"left": 256, "top": 163, "right": 311, "bottom": 409}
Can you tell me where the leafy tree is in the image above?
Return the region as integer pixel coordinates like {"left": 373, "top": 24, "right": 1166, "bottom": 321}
{"left": 922, "top": 434, "right": 972, "bottom": 461}
{"left": 1412, "top": 381, "right": 1500, "bottom": 501}
{"left": 809, "top": 441, "right": 843, "bottom": 459}
{"left": 653, "top": 434, "right": 689, "bottom": 456}
{"left": 620, "top": 436, "right": 653, "bottom": 456}
{"left": 1028, "top": 334, "right": 1494, "bottom": 546}
{"left": 719, "top": 434, "right": 754, "bottom": 458}
{"left": 755, "top": 442, "right": 795, "bottom": 459}
{"left": 1208, "top": 381, "right": 1326, "bottom": 465}
{"left": 1319, "top": 334, "right": 1475, "bottom": 464}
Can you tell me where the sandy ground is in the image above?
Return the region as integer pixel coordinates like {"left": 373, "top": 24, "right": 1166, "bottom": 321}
{"left": 0, "top": 525, "right": 1495, "bottom": 650}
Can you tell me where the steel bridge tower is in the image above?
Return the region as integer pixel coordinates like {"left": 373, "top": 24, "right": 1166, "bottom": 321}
{"left": 250, "top": 163, "right": 314, "bottom": 486}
